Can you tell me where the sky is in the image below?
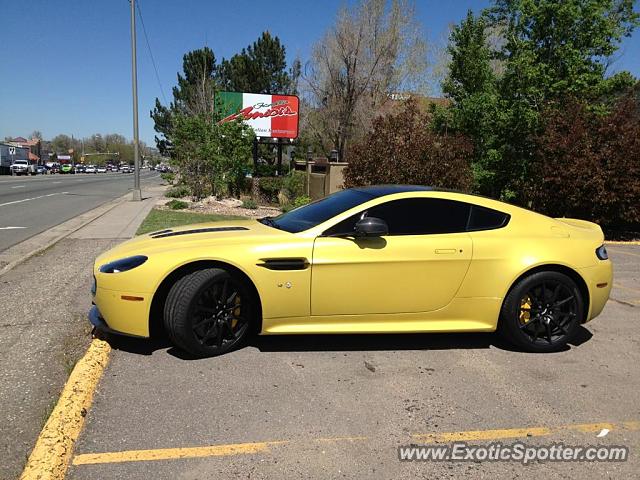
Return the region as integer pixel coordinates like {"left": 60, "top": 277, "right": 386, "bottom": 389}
{"left": 1, "top": 0, "right": 639, "bottom": 147}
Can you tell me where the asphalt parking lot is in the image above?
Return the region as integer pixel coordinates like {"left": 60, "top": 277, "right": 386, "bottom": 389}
{"left": 66, "top": 245, "right": 639, "bottom": 479}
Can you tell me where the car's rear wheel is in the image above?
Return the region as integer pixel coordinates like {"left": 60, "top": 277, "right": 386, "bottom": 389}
{"left": 163, "top": 268, "right": 254, "bottom": 357}
{"left": 499, "top": 271, "right": 583, "bottom": 353}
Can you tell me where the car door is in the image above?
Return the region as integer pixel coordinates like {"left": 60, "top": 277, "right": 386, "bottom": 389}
{"left": 311, "top": 197, "right": 473, "bottom": 316}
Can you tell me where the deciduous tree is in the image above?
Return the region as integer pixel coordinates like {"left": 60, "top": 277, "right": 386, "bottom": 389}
{"left": 303, "top": 0, "right": 428, "bottom": 161}
{"left": 344, "top": 100, "right": 473, "bottom": 191}
{"left": 527, "top": 88, "right": 640, "bottom": 235}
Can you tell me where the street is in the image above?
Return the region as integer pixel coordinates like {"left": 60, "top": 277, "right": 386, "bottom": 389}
{"left": 0, "top": 171, "right": 160, "bottom": 252}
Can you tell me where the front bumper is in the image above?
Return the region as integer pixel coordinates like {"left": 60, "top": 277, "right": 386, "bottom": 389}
{"left": 91, "top": 280, "right": 151, "bottom": 337}
{"left": 89, "top": 305, "right": 146, "bottom": 338}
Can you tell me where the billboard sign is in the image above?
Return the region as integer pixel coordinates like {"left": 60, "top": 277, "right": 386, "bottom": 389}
{"left": 215, "top": 92, "right": 299, "bottom": 139}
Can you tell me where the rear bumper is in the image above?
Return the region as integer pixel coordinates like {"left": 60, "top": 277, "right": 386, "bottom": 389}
{"left": 578, "top": 261, "right": 613, "bottom": 322}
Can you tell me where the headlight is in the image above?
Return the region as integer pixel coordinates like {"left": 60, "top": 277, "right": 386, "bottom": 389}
{"left": 595, "top": 245, "right": 608, "bottom": 260}
{"left": 99, "top": 255, "right": 148, "bottom": 273}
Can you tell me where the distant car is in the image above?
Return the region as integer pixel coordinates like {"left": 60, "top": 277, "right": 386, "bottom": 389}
{"left": 75, "top": 164, "right": 85, "bottom": 173}
{"left": 120, "top": 165, "right": 131, "bottom": 173}
{"left": 36, "top": 165, "right": 47, "bottom": 175}
{"left": 97, "top": 166, "right": 107, "bottom": 173}
{"left": 10, "top": 160, "right": 32, "bottom": 176}
{"left": 60, "top": 164, "right": 73, "bottom": 174}
{"left": 85, "top": 165, "right": 97, "bottom": 174}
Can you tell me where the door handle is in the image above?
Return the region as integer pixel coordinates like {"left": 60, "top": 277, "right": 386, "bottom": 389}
{"left": 435, "top": 248, "right": 457, "bottom": 254}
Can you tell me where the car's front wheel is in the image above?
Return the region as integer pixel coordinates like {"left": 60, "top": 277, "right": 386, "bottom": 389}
{"left": 499, "top": 271, "right": 584, "bottom": 353}
{"left": 163, "top": 268, "right": 254, "bottom": 357}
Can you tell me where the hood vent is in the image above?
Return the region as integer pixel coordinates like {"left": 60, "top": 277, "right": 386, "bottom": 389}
{"left": 150, "top": 226, "right": 248, "bottom": 239}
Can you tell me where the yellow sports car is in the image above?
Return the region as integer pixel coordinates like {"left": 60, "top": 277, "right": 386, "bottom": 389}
{"left": 89, "top": 185, "right": 612, "bottom": 357}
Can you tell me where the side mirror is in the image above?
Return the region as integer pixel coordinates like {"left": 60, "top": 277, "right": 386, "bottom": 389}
{"left": 354, "top": 217, "right": 388, "bottom": 237}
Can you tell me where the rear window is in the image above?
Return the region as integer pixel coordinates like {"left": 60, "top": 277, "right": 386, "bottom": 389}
{"left": 467, "top": 205, "right": 510, "bottom": 231}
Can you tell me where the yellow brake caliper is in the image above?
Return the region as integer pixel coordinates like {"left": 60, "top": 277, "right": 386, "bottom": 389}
{"left": 519, "top": 296, "right": 532, "bottom": 325}
{"left": 231, "top": 296, "right": 241, "bottom": 329}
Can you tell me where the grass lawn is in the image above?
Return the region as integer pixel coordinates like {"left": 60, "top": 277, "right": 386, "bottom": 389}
{"left": 136, "top": 208, "right": 245, "bottom": 235}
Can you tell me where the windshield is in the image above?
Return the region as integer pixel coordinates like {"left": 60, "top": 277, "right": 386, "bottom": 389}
{"left": 263, "top": 189, "right": 376, "bottom": 233}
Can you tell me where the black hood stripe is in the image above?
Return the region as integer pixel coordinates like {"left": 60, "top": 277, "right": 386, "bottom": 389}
{"left": 150, "top": 226, "right": 248, "bottom": 239}
{"left": 148, "top": 229, "right": 172, "bottom": 236}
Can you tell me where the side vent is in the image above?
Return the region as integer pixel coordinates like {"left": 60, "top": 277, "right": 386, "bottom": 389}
{"left": 257, "top": 258, "right": 310, "bottom": 271}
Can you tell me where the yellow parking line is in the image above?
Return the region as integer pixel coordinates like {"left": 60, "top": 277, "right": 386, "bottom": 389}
{"left": 73, "top": 441, "right": 289, "bottom": 466}
{"left": 316, "top": 436, "right": 369, "bottom": 443}
{"left": 71, "top": 421, "right": 640, "bottom": 466}
{"left": 411, "top": 420, "right": 640, "bottom": 443}
{"left": 20, "top": 339, "right": 111, "bottom": 480}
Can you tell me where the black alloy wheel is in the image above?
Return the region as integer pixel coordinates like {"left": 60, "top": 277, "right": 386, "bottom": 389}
{"left": 499, "top": 271, "right": 583, "bottom": 353}
{"left": 164, "top": 268, "right": 254, "bottom": 357}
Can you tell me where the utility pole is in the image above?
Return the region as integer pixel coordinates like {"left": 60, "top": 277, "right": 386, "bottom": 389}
{"left": 130, "top": 0, "right": 142, "bottom": 201}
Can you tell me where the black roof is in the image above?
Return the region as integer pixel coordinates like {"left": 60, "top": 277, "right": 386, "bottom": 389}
{"left": 352, "top": 185, "right": 436, "bottom": 198}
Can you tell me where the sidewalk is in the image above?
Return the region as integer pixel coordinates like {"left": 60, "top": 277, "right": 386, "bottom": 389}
{"left": 0, "top": 185, "right": 164, "bottom": 480}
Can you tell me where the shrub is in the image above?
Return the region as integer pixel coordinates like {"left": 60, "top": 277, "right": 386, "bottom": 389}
{"left": 293, "top": 195, "right": 311, "bottom": 208}
{"left": 165, "top": 185, "right": 191, "bottom": 198}
{"left": 256, "top": 162, "right": 290, "bottom": 177}
{"left": 166, "top": 199, "right": 188, "bottom": 210}
{"left": 160, "top": 172, "right": 175, "bottom": 184}
{"left": 527, "top": 91, "right": 640, "bottom": 236}
{"left": 282, "top": 171, "right": 306, "bottom": 199}
{"left": 171, "top": 114, "right": 254, "bottom": 200}
{"left": 281, "top": 195, "right": 311, "bottom": 213}
{"left": 344, "top": 100, "right": 474, "bottom": 191}
{"left": 256, "top": 163, "right": 278, "bottom": 177}
{"left": 242, "top": 199, "right": 258, "bottom": 209}
{"left": 257, "top": 177, "right": 284, "bottom": 203}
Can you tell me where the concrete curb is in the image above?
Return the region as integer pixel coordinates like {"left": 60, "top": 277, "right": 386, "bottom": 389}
{"left": 605, "top": 241, "right": 640, "bottom": 245}
{"left": 19, "top": 339, "right": 111, "bottom": 480}
{"left": 0, "top": 191, "right": 134, "bottom": 278}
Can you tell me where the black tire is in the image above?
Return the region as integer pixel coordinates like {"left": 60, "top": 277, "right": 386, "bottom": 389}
{"left": 498, "top": 271, "right": 584, "bottom": 353}
{"left": 163, "top": 268, "right": 255, "bottom": 357}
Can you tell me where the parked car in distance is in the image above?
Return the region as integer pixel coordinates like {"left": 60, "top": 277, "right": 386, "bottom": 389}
{"left": 36, "top": 165, "right": 47, "bottom": 175}
{"left": 85, "top": 165, "right": 97, "bottom": 174}
{"left": 97, "top": 166, "right": 107, "bottom": 173}
{"left": 60, "top": 164, "right": 73, "bottom": 174}
{"left": 120, "top": 165, "right": 131, "bottom": 173}
{"left": 75, "top": 164, "right": 85, "bottom": 173}
{"left": 10, "top": 160, "right": 33, "bottom": 176}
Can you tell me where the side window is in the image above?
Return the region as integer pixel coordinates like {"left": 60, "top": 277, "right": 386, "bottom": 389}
{"left": 324, "top": 198, "right": 471, "bottom": 236}
{"left": 467, "top": 205, "right": 510, "bottom": 231}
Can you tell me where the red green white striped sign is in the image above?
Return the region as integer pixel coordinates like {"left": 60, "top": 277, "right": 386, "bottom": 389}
{"left": 215, "top": 92, "right": 299, "bottom": 139}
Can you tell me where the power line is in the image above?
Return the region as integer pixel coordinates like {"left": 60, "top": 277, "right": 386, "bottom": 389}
{"left": 135, "top": 0, "right": 167, "bottom": 104}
